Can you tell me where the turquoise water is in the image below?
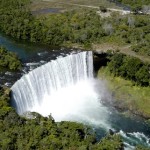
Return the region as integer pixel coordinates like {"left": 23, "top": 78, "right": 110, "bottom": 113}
{"left": 0, "top": 33, "right": 59, "bottom": 61}
{"left": 0, "top": 33, "right": 72, "bottom": 85}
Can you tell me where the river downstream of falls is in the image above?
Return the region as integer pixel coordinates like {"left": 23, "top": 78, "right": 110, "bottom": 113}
{"left": 0, "top": 33, "right": 150, "bottom": 149}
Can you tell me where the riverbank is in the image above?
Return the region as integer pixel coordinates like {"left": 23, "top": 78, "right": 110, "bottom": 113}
{"left": 1, "top": 0, "right": 150, "bottom": 59}
{"left": 0, "top": 47, "right": 22, "bottom": 71}
{"left": 98, "top": 67, "right": 150, "bottom": 120}
{"left": 0, "top": 78, "right": 124, "bottom": 150}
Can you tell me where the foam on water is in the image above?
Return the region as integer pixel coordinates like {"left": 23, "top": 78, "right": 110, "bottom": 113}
{"left": 118, "top": 130, "right": 150, "bottom": 148}
{"left": 11, "top": 51, "right": 110, "bottom": 129}
{"left": 31, "top": 79, "right": 110, "bottom": 127}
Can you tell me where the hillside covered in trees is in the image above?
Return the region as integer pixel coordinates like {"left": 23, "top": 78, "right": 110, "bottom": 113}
{"left": 0, "top": 0, "right": 150, "bottom": 149}
{"left": 0, "top": 0, "right": 150, "bottom": 57}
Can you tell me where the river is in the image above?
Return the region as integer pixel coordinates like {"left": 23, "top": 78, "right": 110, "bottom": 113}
{"left": 0, "top": 33, "right": 150, "bottom": 149}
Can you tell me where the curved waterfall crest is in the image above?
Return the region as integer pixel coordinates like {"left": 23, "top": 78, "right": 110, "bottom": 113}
{"left": 11, "top": 52, "right": 96, "bottom": 114}
{"left": 11, "top": 51, "right": 110, "bottom": 128}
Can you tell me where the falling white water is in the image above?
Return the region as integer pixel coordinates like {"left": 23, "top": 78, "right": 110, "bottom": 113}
{"left": 11, "top": 51, "right": 110, "bottom": 128}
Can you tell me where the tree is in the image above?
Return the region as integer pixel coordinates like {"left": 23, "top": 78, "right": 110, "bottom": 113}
{"left": 107, "top": 53, "right": 125, "bottom": 75}
{"left": 135, "top": 65, "right": 150, "bottom": 86}
{"left": 131, "top": 5, "right": 142, "bottom": 14}
{"left": 99, "top": 6, "right": 107, "bottom": 13}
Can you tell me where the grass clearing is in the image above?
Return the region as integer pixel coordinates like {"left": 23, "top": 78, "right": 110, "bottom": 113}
{"left": 30, "top": 0, "right": 120, "bottom": 13}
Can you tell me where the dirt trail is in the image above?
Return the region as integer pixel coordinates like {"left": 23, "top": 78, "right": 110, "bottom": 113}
{"left": 42, "top": 1, "right": 150, "bottom": 14}
{"left": 57, "top": 2, "right": 131, "bottom": 14}
{"left": 93, "top": 44, "right": 150, "bottom": 63}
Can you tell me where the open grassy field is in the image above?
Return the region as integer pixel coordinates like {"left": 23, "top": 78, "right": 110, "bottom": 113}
{"left": 30, "top": 0, "right": 119, "bottom": 12}
{"left": 98, "top": 67, "right": 150, "bottom": 119}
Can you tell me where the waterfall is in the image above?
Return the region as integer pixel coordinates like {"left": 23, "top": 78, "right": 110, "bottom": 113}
{"left": 11, "top": 51, "right": 110, "bottom": 127}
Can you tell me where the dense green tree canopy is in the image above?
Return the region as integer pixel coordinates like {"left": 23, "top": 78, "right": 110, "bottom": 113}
{"left": 107, "top": 52, "right": 150, "bottom": 86}
{"left": 0, "top": 47, "right": 21, "bottom": 70}
{"left": 0, "top": 1, "right": 150, "bottom": 149}
{"left": 0, "top": 0, "right": 150, "bottom": 55}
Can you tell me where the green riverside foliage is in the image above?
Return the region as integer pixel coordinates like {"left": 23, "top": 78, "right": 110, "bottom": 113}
{"left": 0, "top": 87, "right": 123, "bottom": 150}
{"left": 98, "top": 67, "right": 150, "bottom": 119}
{"left": 92, "top": 134, "right": 123, "bottom": 150}
{"left": 107, "top": 52, "right": 150, "bottom": 86}
{"left": 0, "top": 0, "right": 106, "bottom": 46}
{"left": 0, "top": 0, "right": 150, "bottom": 55}
{"left": 0, "top": 47, "right": 21, "bottom": 70}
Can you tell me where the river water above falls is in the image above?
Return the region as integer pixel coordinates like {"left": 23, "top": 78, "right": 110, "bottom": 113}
{"left": 0, "top": 33, "right": 76, "bottom": 86}
{"left": 0, "top": 33, "right": 150, "bottom": 149}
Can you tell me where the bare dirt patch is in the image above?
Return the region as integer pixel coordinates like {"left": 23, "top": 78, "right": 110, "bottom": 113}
{"left": 30, "top": 0, "right": 120, "bottom": 14}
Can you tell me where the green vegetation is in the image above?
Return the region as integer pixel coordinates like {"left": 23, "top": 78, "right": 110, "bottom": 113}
{"left": 99, "top": 5, "right": 107, "bottom": 13}
{"left": 0, "top": 0, "right": 105, "bottom": 47}
{"left": 98, "top": 67, "right": 150, "bottom": 119}
{"left": 0, "top": 0, "right": 150, "bottom": 148}
{"left": 97, "top": 52, "right": 150, "bottom": 118}
{"left": 107, "top": 52, "right": 150, "bottom": 86}
{"left": 92, "top": 134, "right": 123, "bottom": 150}
{"left": 100, "top": 14, "right": 150, "bottom": 57}
{"left": 0, "top": 87, "right": 123, "bottom": 149}
{"left": 0, "top": 47, "right": 21, "bottom": 70}
{"left": 30, "top": 0, "right": 118, "bottom": 9}
{"left": 117, "top": 0, "right": 150, "bottom": 13}
{"left": 131, "top": 42, "right": 150, "bottom": 56}
{"left": 0, "top": 0, "right": 150, "bottom": 58}
{"left": 136, "top": 145, "right": 150, "bottom": 150}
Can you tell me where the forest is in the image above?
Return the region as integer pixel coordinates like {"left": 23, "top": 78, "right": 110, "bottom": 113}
{"left": 0, "top": 0, "right": 150, "bottom": 149}
{"left": 107, "top": 52, "right": 150, "bottom": 86}
{"left": 0, "top": 0, "right": 150, "bottom": 56}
